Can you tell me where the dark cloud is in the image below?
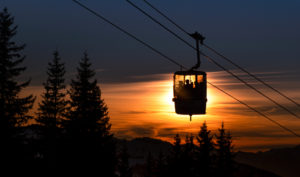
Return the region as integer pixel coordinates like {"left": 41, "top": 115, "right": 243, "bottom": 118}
{"left": 115, "top": 125, "right": 157, "bottom": 139}
{"left": 130, "top": 126, "right": 156, "bottom": 137}
{"left": 127, "top": 74, "right": 171, "bottom": 83}
{"left": 209, "top": 70, "right": 300, "bottom": 91}
{"left": 237, "top": 143, "right": 298, "bottom": 152}
{"left": 156, "top": 127, "right": 199, "bottom": 139}
{"left": 256, "top": 105, "right": 300, "bottom": 116}
{"left": 120, "top": 111, "right": 161, "bottom": 115}
{"left": 156, "top": 128, "right": 180, "bottom": 138}
{"left": 232, "top": 129, "right": 293, "bottom": 138}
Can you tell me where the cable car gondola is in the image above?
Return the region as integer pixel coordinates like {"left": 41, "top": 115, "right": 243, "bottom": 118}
{"left": 172, "top": 32, "right": 207, "bottom": 120}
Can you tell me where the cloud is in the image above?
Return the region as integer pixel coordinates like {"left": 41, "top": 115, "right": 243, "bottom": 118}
{"left": 213, "top": 101, "right": 300, "bottom": 117}
{"left": 120, "top": 110, "right": 162, "bottom": 115}
{"left": 232, "top": 129, "right": 294, "bottom": 138}
{"left": 129, "top": 73, "right": 171, "bottom": 82}
{"left": 156, "top": 128, "right": 181, "bottom": 138}
{"left": 115, "top": 125, "right": 157, "bottom": 139}
{"left": 237, "top": 143, "right": 298, "bottom": 152}
{"left": 130, "top": 126, "right": 156, "bottom": 137}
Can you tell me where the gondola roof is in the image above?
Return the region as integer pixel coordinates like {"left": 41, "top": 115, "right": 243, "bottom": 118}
{"left": 174, "top": 70, "right": 206, "bottom": 75}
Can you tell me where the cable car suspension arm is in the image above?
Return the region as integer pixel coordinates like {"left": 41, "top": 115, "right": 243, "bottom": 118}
{"left": 189, "top": 32, "right": 205, "bottom": 70}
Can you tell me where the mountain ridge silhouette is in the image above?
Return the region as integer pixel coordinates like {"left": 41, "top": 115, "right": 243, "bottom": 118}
{"left": 116, "top": 137, "right": 298, "bottom": 177}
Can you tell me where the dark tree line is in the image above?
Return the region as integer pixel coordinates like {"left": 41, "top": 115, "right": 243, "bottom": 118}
{"left": 141, "top": 122, "right": 235, "bottom": 177}
{"left": 0, "top": 8, "right": 117, "bottom": 175}
{"left": 0, "top": 8, "right": 235, "bottom": 176}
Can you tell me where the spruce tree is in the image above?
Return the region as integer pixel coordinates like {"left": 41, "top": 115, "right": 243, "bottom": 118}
{"left": 215, "top": 122, "right": 235, "bottom": 177}
{"left": 65, "top": 52, "right": 116, "bottom": 175}
{"left": 0, "top": 7, "right": 35, "bottom": 168}
{"left": 167, "top": 134, "right": 184, "bottom": 177}
{"left": 183, "top": 135, "right": 196, "bottom": 177}
{"left": 67, "top": 52, "right": 111, "bottom": 136}
{"left": 172, "top": 134, "right": 182, "bottom": 160}
{"left": 196, "top": 122, "right": 215, "bottom": 177}
{"left": 36, "top": 51, "right": 66, "bottom": 169}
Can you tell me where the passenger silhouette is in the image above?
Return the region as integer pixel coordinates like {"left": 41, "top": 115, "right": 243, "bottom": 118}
{"left": 185, "top": 79, "right": 193, "bottom": 89}
{"left": 185, "top": 79, "right": 190, "bottom": 85}
{"left": 184, "top": 79, "right": 193, "bottom": 98}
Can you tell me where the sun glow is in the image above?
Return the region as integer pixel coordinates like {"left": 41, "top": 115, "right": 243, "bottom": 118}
{"left": 161, "top": 80, "right": 174, "bottom": 108}
{"left": 206, "top": 85, "right": 220, "bottom": 109}
{"left": 157, "top": 79, "right": 220, "bottom": 117}
{"left": 159, "top": 81, "right": 218, "bottom": 112}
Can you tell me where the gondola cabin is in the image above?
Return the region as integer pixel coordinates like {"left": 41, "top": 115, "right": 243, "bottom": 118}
{"left": 172, "top": 70, "right": 207, "bottom": 116}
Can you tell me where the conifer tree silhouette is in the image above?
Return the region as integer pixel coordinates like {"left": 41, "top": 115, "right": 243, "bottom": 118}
{"left": 167, "top": 134, "right": 185, "bottom": 177}
{"left": 65, "top": 52, "right": 116, "bottom": 176}
{"left": 183, "top": 135, "right": 196, "bottom": 177}
{"left": 0, "top": 7, "right": 35, "bottom": 170}
{"left": 36, "top": 51, "right": 66, "bottom": 170}
{"left": 172, "top": 134, "right": 182, "bottom": 161}
{"left": 215, "top": 122, "right": 235, "bottom": 177}
{"left": 196, "top": 122, "right": 215, "bottom": 177}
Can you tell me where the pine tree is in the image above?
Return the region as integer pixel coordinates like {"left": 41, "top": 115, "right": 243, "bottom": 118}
{"left": 196, "top": 121, "right": 215, "bottom": 177}
{"left": 215, "top": 122, "right": 235, "bottom": 177}
{"left": 167, "top": 134, "right": 184, "bottom": 177}
{"left": 67, "top": 52, "right": 111, "bottom": 136}
{"left": 183, "top": 135, "right": 196, "bottom": 177}
{"left": 36, "top": 51, "right": 66, "bottom": 169}
{"left": 172, "top": 134, "right": 182, "bottom": 160}
{"left": 65, "top": 52, "right": 116, "bottom": 175}
{"left": 0, "top": 7, "right": 35, "bottom": 169}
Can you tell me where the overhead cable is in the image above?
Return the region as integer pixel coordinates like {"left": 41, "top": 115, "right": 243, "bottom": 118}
{"left": 71, "top": 0, "right": 300, "bottom": 138}
{"left": 142, "top": 0, "right": 300, "bottom": 109}
{"left": 126, "top": 0, "right": 300, "bottom": 119}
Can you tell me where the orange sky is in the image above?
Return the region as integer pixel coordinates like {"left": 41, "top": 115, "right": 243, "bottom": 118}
{"left": 24, "top": 71, "right": 300, "bottom": 152}
{"left": 101, "top": 71, "right": 300, "bottom": 151}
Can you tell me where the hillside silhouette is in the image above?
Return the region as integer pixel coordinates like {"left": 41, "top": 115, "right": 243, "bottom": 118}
{"left": 116, "top": 137, "right": 295, "bottom": 177}
{"left": 236, "top": 145, "right": 300, "bottom": 177}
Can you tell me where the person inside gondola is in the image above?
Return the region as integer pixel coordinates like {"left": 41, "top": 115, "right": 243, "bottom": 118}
{"left": 184, "top": 79, "right": 193, "bottom": 98}
{"left": 185, "top": 79, "right": 193, "bottom": 89}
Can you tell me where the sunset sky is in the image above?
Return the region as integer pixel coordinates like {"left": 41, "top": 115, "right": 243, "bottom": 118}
{"left": 2, "top": 0, "right": 300, "bottom": 151}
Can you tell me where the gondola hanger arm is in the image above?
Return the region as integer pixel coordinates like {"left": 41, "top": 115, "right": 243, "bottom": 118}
{"left": 189, "top": 32, "right": 205, "bottom": 71}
